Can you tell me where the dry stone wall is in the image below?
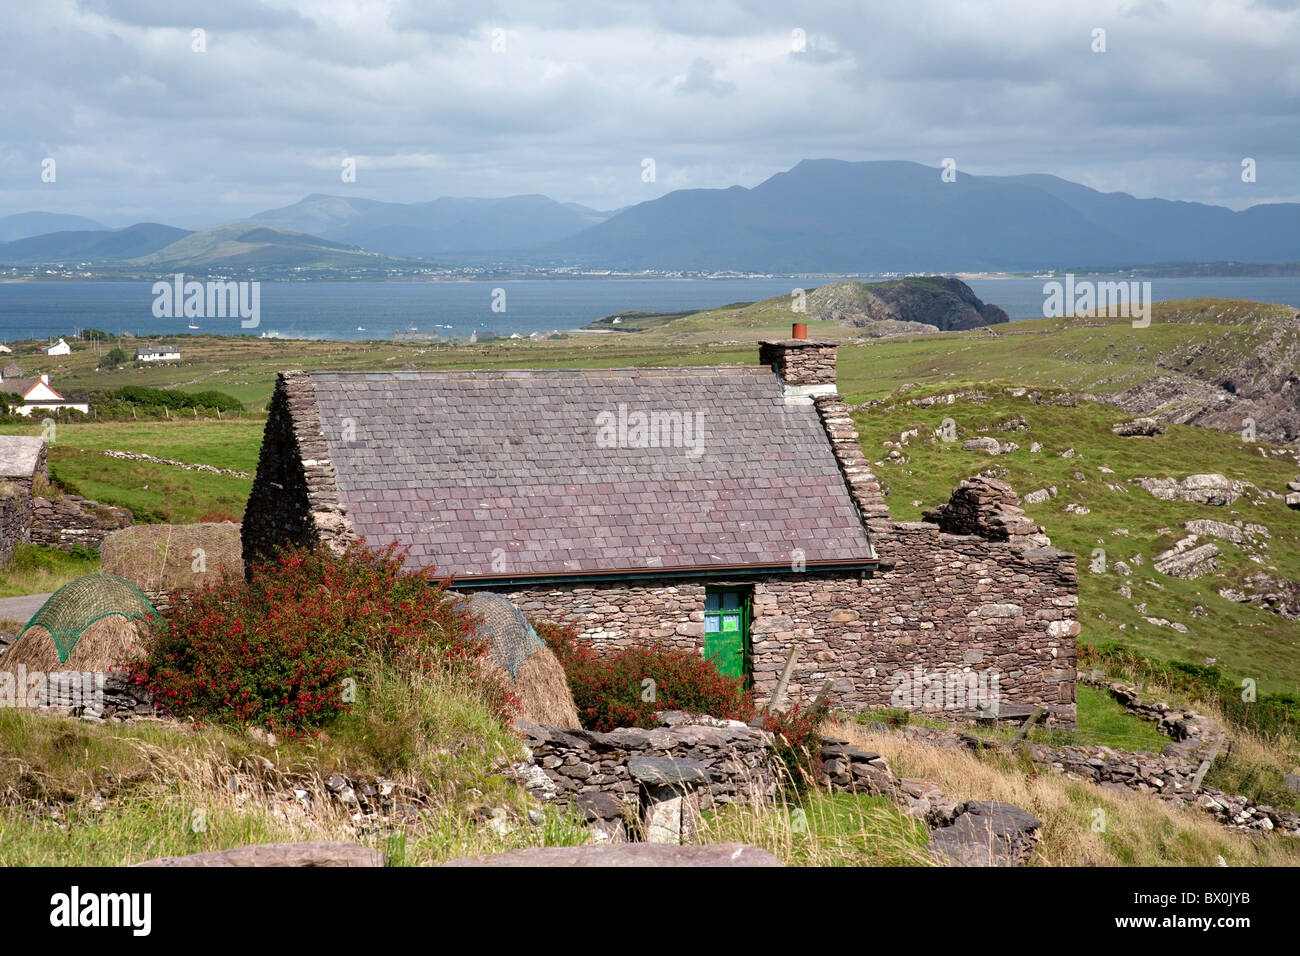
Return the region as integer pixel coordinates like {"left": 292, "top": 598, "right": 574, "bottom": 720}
{"left": 0, "top": 481, "right": 32, "bottom": 569}
{"left": 510, "top": 714, "right": 778, "bottom": 840}
{"left": 30, "top": 494, "right": 132, "bottom": 551}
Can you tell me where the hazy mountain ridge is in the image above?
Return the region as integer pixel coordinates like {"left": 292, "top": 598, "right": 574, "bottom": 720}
{"left": 542, "top": 160, "right": 1300, "bottom": 272}
{"left": 0, "top": 211, "right": 108, "bottom": 242}
{"left": 241, "top": 193, "right": 610, "bottom": 257}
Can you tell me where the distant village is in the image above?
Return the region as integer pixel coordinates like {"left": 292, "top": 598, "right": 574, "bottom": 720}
{"left": 0, "top": 335, "right": 182, "bottom": 416}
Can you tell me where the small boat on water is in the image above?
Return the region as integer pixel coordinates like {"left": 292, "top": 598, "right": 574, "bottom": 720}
{"left": 187, "top": 321, "right": 200, "bottom": 330}
{"left": 356, "top": 326, "right": 366, "bottom": 331}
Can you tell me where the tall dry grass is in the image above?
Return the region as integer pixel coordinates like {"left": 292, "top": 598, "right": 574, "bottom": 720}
{"left": 831, "top": 720, "right": 1300, "bottom": 866}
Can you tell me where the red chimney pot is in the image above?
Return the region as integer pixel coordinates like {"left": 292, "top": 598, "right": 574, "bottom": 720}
{"left": 792, "top": 322, "right": 808, "bottom": 340}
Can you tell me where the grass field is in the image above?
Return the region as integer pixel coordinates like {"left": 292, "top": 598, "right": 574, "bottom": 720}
{"left": 0, "top": 545, "right": 99, "bottom": 600}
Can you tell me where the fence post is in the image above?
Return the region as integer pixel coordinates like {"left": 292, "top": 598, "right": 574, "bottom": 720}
{"left": 765, "top": 646, "right": 801, "bottom": 715}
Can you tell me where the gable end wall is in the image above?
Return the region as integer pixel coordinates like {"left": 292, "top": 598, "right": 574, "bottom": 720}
{"left": 242, "top": 370, "right": 355, "bottom": 569}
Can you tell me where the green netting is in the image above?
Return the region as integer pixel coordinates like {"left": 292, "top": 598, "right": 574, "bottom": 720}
{"left": 465, "top": 592, "right": 544, "bottom": 679}
{"left": 17, "top": 574, "right": 157, "bottom": 663}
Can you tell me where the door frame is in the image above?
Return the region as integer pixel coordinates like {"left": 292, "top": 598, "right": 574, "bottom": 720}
{"left": 703, "top": 584, "right": 753, "bottom": 688}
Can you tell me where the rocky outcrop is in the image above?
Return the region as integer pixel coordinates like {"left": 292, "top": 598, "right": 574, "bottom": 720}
{"left": 807, "top": 278, "right": 1009, "bottom": 333}
{"left": 1136, "top": 473, "right": 1244, "bottom": 506}
{"left": 1153, "top": 536, "right": 1221, "bottom": 580}
{"left": 1219, "top": 573, "right": 1300, "bottom": 622}
{"left": 1109, "top": 310, "right": 1300, "bottom": 446}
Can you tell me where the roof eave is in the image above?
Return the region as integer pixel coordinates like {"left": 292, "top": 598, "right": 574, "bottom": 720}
{"left": 444, "top": 557, "right": 881, "bottom": 589}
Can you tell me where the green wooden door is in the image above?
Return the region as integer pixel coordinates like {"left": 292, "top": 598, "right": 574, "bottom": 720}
{"left": 704, "top": 589, "right": 749, "bottom": 684}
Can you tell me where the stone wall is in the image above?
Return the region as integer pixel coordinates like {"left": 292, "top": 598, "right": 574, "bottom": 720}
{"left": 30, "top": 494, "right": 132, "bottom": 551}
{"left": 497, "top": 524, "right": 1078, "bottom": 725}
{"left": 754, "top": 526, "right": 1077, "bottom": 723}
{"left": 510, "top": 713, "right": 778, "bottom": 840}
{"left": 242, "top": 371, "right": 355, "bottom": 571}
{"left": 0, "top": 481, "right": 32, "bottom": 570}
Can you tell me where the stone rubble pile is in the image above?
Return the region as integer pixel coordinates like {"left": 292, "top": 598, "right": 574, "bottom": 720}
{"left": 1112, "top": 417, "right": 1166, "bottom": 436}
{"left": 921, "top": 475, "right": 1052, "bottom": 547}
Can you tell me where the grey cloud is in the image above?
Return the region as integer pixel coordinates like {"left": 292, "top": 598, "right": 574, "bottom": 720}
{"left": 674, "top": 58, "right": 736, "bottom": 96}
{"left": 0, "top": 0, "right": 1294, "bottom": 226}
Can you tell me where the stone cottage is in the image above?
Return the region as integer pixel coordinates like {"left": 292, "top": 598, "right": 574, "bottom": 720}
{"left": 243, "top": 331, "right": 1078, "bottom": 723}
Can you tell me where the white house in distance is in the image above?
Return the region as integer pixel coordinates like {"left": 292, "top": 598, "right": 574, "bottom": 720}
{"left": 41, "top": 338, "right": 72, "bottom": 357}
{"left": 135, "top": 344, "right": 182, "bottom": 362}
{"left": 0, "top": 369, "right": 89, "bottom": 416}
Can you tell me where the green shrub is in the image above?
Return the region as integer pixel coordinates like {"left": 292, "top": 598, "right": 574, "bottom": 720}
{"left": 102, "top": 385, "right": 243, "bottom": 412}
{"left": 98, "top": 348, "right": 128, "bottom": 369}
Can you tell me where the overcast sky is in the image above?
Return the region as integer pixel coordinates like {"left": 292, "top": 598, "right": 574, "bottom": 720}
{"left": 3, "top": 0, "right": 1298, "bottom": 228}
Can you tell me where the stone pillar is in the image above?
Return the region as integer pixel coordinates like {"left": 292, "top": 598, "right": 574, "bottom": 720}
{"left": 629, "top": 756, "right": 711, "bottom": 844}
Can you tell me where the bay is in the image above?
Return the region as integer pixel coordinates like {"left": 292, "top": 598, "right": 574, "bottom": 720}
{"left": 0, "top": 276, "right": 1297, "bottom": 344}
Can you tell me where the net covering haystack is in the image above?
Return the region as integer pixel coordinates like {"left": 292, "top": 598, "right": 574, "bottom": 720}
{"left": 10, "top": 573, "right": 156, "bottom": 665}
{"left": 465, "top": 592, "right": 580, "bottom": 729}
{"left": 99, "top": 522, "right": 243, "bottom": 603}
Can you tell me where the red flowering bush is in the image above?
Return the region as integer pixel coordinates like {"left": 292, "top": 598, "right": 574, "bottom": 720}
{"left": 131, "top": 543, "right": 506, "bottom": 736}
{"left": 538, "top": 620, "right": 752, "bottom": 732}
{"left": 761, "top": 697, "right": 831, "bottom": 790}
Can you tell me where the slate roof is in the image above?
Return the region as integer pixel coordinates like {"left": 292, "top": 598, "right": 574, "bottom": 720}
{"left": 304, "top": 367, "right": 876, "bottom": 580}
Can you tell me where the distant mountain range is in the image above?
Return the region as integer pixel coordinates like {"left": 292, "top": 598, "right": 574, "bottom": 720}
{"left": 4, "top": 160, "right": 1300, "bottom": 273}
{"left": 241, "top": 193, "right": 610, "bottom": 257}
{"left": 542, "top": 160, "right": 1300, "bottom": 272}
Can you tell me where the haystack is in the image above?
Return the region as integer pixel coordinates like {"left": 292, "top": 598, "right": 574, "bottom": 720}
{"left": 0, "top": 573, "right": 156, "bottom": 677}
{"left": 0, "top": 615, "right": 147, "bottom": 675}
{"left": 463, "top": 592, "right": 580, "bottom": 728}
{"left": 100, "top": 521, "right": 242, "bottom": 607}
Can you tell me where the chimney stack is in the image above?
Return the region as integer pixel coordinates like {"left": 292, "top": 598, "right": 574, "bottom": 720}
{"left": 759, "top": 324, "right": 838, "bottom": 398}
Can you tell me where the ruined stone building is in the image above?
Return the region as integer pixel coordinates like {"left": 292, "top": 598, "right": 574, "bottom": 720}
{"left": 242, "top": 330, "right": 1078, "bottom": 723}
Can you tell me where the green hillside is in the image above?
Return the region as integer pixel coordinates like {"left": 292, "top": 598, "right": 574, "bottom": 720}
{"left": 129, "top": 224, "right": 404, "bottom": 269}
